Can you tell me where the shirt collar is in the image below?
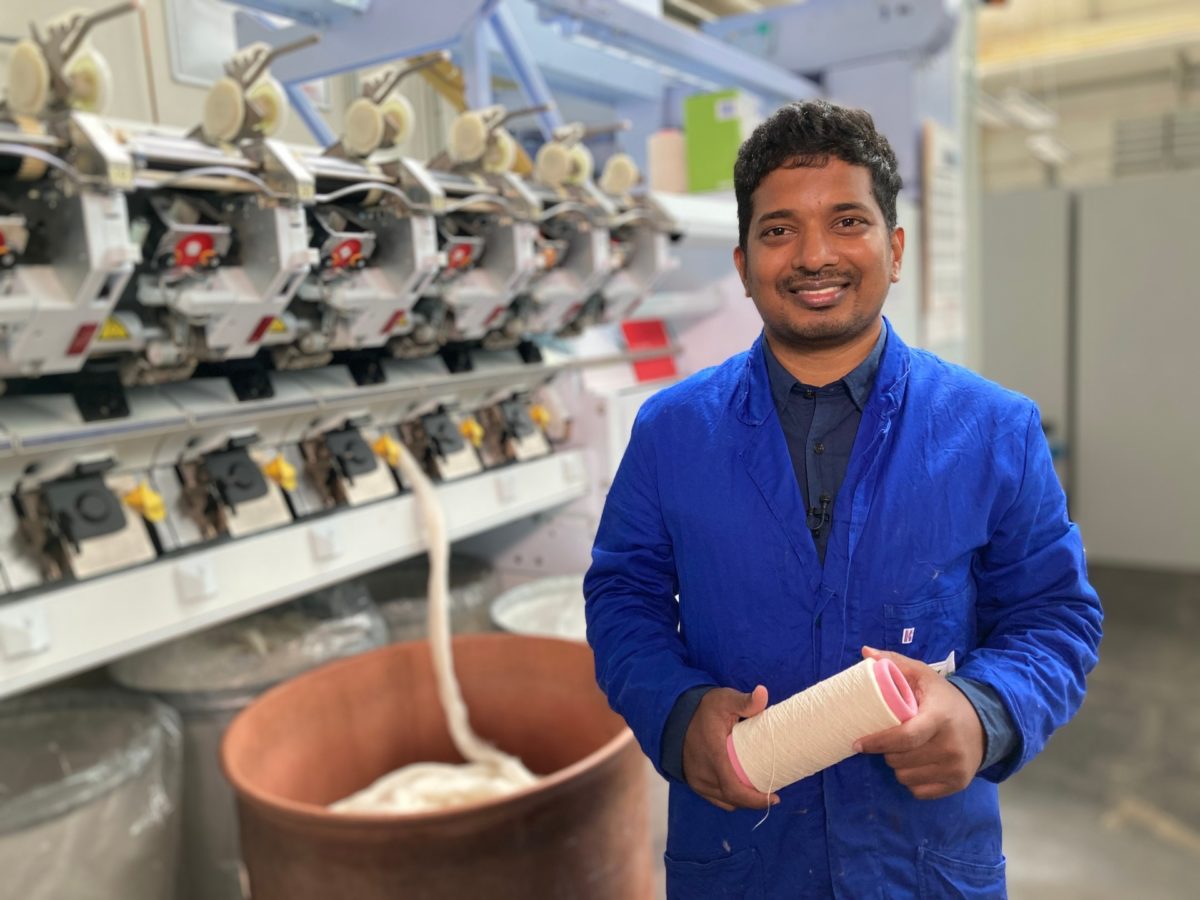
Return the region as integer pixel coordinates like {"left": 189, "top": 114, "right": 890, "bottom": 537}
{"left": 761, "top": 324, "right": 888, "bottom": 413}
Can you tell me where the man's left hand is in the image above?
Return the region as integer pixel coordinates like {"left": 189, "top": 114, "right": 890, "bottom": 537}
{"left": 853, "top": 646, "right": 985, "bottom": 800}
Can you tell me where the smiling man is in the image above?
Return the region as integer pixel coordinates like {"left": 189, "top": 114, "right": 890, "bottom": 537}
{"left": 584, "top": 100, "right": 1102, "bottom": 898}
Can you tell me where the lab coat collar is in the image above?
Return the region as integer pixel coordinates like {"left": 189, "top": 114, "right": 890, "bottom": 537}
{"left": 736, "top": 317, "right": 911, "bottom": 428}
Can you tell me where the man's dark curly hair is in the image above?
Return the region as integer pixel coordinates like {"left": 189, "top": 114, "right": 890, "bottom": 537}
{"left": 734, "top": 100, "right": 902, "bottom": 253}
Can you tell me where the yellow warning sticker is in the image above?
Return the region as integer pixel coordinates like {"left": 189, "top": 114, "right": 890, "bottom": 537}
{"left": 268, "top": 318, "right": 287, "bottom": 334}
{"left": 99, "top": 317, "right": 129, "bottom": 341}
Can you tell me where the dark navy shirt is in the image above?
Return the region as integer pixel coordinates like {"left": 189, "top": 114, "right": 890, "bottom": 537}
{"left": 660, "top": 326, "right": 1018, "bottom": 782}
{"left": 762, "top": 327, "right": 885, "bottom": 564}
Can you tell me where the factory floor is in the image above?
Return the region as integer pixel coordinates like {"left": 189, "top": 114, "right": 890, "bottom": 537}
{"left": 644, "top": 565, "right": 1200, "bottom": 899}
{"left": 1001, "top": 564, "right": 1199, "bottom": 899}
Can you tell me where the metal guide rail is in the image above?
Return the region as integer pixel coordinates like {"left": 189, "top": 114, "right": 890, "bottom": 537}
{"left": 0, "top": 449, "right": 589, "bottom": 700}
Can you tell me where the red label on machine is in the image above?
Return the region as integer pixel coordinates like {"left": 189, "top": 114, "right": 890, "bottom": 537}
{"left": 174, "top": 233, "right": 217, "bottom": 269}
{"left": 248, "top": 316, "right": 276, "bottom": 344}
{"left": 330, "top": 238, "right": 364, "bottom": 269}
{"left": 621, "top": 319, "right": 677, "bottom": 383}
{"left": 382, "top": 310, "right": 408, "bottom": 334}
{"left": 447, "top": 243, "right": 475, "bottom": 270}
{"left": 67, "top": 322, "right": 100, "bottom": 356}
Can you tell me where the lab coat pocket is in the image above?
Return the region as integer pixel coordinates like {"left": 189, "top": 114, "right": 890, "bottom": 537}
{"left": 917, "top": 845, "right": 1006, "bottom": 899}
{"left": 664, "top": 847, "right": 764, "bottom": 900}
{"left": 883, "top": 587, "right": 974, "bottom": 665}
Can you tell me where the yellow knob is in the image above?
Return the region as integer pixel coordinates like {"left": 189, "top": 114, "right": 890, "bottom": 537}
{"left": 263, "top": 455, "right": 297, "bottom": 492}
{"left": 530, "top": 404, "right": 551, "bottom": 429}
{"left": 123, "top": 482, "right": 166, "bottom": 523}
{"left": 459, "top": 417, "right": 485, "bottom": 448}
{"left": 372, "top": 434, "right": 402, "bottom": 468}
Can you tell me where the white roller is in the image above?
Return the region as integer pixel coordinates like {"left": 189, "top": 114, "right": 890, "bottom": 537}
{"left": 534, "top": 141, "right": 571, "bottom": 188}
{"left": 65, "top": 46, "right": 114, "bottom": 114}
{"left": 566, "top": 143, "right": 595, "bottom": 185}
{"left": 343, "top": 96, "right": 385, "bottom": 158}
{"left": 247, "top": 76, "right": 288, "bottom": 138}
{"left": 7, "top": 40, "right": 51, "bottom": 116}
{"left": 482, "top": 127, "right": 517, "bottom": 174}
{"left": 11, "top": 116, "right": 49, "bottom": 181}
{"left": 380, "top": 94, "right": 415, "bottom": 148}
{"left": 728, "top": 657, "right": 917, "bottom": 795}
{"left": 447, "top": 110, "right": 489, "bottom": 164}
{"left": 599, "top": 152, "right": 641, "bottom": 196}
{"left": 201, "top": 77, "right": 246, "bottom": 144}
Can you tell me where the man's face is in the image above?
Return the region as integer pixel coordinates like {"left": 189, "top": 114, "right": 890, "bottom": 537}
{"left": 733, "top": 157, "right": 904, "bottom": 350}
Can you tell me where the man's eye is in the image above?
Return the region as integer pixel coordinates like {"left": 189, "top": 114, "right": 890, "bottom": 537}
{"left": 763, "top": 226, "right": 788, "bottom": 237}
{"left": 837, "top": 217, "right": 865, "bottom": 228}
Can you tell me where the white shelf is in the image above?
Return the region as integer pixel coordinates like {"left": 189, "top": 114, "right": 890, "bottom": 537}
{"left": 0, "top": 451, "right": 588, "bottom": 700}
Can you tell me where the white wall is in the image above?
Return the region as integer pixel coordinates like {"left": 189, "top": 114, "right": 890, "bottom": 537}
{"left": 1073, "top": 170, "right": 1200, "bottom": 571}
{"left": 980, "top": 189, "right": 1070, "bottom": 441}
{"left": 980, "top": 172, "right": 1200, "bottom": 571}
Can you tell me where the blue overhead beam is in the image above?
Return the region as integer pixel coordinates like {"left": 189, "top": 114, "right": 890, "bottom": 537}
{"left": 702, "top": 0, "right": 961, "bottom": 73}
{"left": 234, "top": 0, "right": 498, "bottom": 84}
{"left": 230, "top": 0, "right": 371, "bottom": 28}
{"left": 530, "top": 0, "right": 820, "bottom": 105}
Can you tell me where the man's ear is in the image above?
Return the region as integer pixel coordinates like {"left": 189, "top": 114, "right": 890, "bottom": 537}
{"left": 733, "top": 245, "right": 751, "bottom": 297}
{"left": 889, "top": 227, "right": 905, "bottom": 283}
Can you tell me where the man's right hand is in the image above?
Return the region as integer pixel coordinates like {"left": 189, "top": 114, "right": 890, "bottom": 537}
{"left": 682, "top": 685, "right": 780, "bottom": 811}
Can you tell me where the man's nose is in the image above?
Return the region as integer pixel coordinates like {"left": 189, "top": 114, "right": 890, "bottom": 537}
{"left": 792, "top": 227, "right": 838, "bottom": 272}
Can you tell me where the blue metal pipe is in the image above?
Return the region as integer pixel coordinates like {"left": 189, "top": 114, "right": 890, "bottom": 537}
{"left": 460, "top": 16, "right": 493, "bottom": 110}
{"left": 284, "top": 82, "right": 337, "bottom": 146}
{"left": 488, "top": 2, "right": 563, "bottom": 140}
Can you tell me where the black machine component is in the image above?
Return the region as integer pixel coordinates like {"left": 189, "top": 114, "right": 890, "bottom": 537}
{"left": 421, "top": 410, "right": 465, "bottom": 457}
{"left": 324, "top": 427, "right": 378, "bottom": 484}
{"left": 202, "top": 445, "right": 269, "bottom": 511}
{"left": 41, "top": 465, "right": 126, "bottom": 552}
{"left": 499, "top": 399, "right": 537, "bottom": 439}
{"left": 439, "top": 342, "right": 474, "bottom": 373}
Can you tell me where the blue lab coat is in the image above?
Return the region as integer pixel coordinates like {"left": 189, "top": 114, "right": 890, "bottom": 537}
{"left": 584, "top": 321, "right": 1102, "bottom": 899}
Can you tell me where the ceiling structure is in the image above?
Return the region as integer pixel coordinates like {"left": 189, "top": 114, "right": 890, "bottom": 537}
{"left": 658, "top": 0, "right": 1200, "bottom": 187}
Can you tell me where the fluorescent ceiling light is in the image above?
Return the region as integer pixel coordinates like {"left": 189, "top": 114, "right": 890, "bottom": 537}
{"left": 1026, "top": 133, "right": 1071, "bottom": 166}
{"left": 976, "top": 92, "right": 1011, "bottom": 128}
{"left": 1001, "top": 88, "right": 1058, "bottom": 131}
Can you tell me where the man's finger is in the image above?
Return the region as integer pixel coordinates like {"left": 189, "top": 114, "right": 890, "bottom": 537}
{"left": 861, "top": 645, "right": 929, "bottom": 681}
{"left": 738, "top": 684, "right": 769, "bottom": 719}
{"left": 705, "top": 795, "right": 736, "bottom": 812}
{"left": 855, "top": 715, "right": 936, "bottom": 754}
{"left": 717, "top": 766, "right": 779, "bottom": 810}
{"left": 883, "top": 744, "right": 947, "bottom": 770}
{"left": 909, "top": 782, "right": 955, "bottom": 801}
{"left": 892, "top": 763, "right": 947, "bottom": 788}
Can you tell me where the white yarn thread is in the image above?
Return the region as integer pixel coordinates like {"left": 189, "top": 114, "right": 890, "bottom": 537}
{"left": 730, "top": 658, "right": 907, "bottom": 794}
{"left": 331, "top": 445, "right": 537, "bottom": 814}
{"left": 751, "top": 710, "right": 777, "bottom": 831}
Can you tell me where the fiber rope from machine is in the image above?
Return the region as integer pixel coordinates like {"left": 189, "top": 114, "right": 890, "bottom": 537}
{"left": 329, "top": 444, "right": 538, "bottom": 815}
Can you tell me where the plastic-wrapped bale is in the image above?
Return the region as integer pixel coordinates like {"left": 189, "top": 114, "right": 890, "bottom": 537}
{"left": 490, "top": 575, "right": 587, "bottom": 642}
{"left": 0, "top": 690, "right": 183, "bottom": 900}
{"left": 363, "top": 553, "right": 499, "bottom": 642}
{"left": 108, "top": 580, "right": 387, "bottom": 900}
